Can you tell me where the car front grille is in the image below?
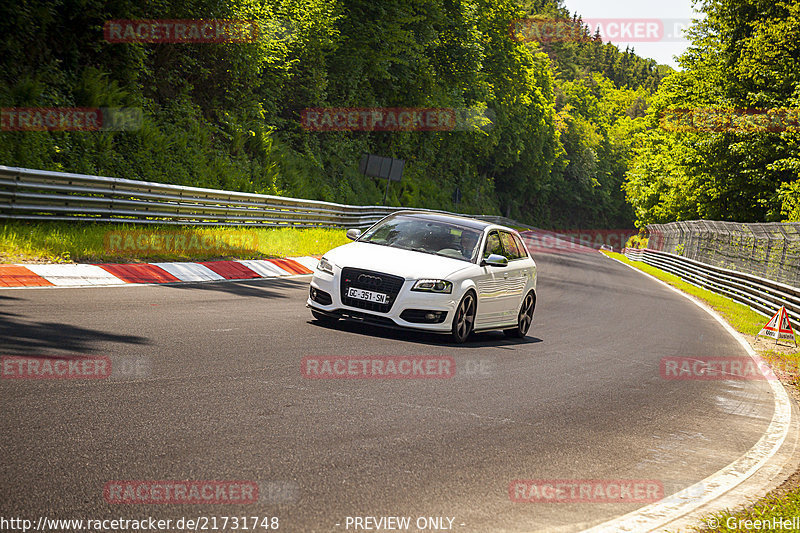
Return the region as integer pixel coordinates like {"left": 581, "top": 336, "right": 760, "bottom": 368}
{"left": 340, "top": 268, "right": 405, "bottom": 313}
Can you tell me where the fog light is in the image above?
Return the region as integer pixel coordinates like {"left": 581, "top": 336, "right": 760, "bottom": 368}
{"left": 310, "top": 286, "right": 333, "bottom": 305}
{"left": 400, "top": 309, "right": 447, "bottom": 324}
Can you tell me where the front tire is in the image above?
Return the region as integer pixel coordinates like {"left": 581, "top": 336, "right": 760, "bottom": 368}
{"left": 505, "top": 291, "right": 535, "bottom": 338}
{"left": 451, "top": 291, "right": 476, "bottom": 343}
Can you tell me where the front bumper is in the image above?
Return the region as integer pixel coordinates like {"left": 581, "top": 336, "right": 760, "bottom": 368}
{"left": 307, "top": 271, "right": 457, "bottom": 333}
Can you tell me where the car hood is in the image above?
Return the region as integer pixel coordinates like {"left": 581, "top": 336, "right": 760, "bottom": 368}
{"left": 324, "top": 242, "right": 473, "bottom": 279}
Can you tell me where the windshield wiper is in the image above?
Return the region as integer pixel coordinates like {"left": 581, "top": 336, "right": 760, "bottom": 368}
{"left": 407, "top": 247, "right": 441, "bottom": 256}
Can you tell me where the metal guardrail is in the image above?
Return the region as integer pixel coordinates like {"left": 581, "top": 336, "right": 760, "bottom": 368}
{"left": 0, "top": 165, "right": 532, "bottom": 229}
{"left": 9, "top": 164, "right": 794, "bottom": 328}
{"left": 624, "top": 247, "right": 800, "bottom": 329}
{"left": 647, "top": 220, "right": 800, "bottom": 287}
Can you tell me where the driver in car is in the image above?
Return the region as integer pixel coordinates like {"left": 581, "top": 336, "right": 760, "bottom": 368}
{"left": 460, "top": 231, "right": 479, "bottom": 261}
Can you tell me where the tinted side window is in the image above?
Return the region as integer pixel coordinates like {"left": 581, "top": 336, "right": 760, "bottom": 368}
{"left": 483, "top": 231, "right": 503, "bottom": 259}
{"left": 513, "top": 234, "right": 529, "bottom": 259}
{"left": 500, "top": 232, "right": 522, "bottom": 260}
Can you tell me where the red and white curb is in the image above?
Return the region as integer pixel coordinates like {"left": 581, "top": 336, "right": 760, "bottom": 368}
{"left": 0, "top": 257, "right": 318, "bottom": 288}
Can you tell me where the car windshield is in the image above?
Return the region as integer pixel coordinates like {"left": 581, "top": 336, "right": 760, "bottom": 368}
{"left": 360, "top": 215, "right": 483, "bottom": 262}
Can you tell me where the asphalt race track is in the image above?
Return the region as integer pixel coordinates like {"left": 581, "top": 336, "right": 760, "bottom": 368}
{"left": 0, "top": 251, "right": 776, "bottom": 532}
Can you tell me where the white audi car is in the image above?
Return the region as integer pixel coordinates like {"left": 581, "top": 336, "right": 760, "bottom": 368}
{"left": 307, "top": 211, "right": 537, "bottom": 343}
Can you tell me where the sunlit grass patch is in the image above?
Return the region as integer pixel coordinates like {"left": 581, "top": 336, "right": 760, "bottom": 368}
{"left": 0, "top": 221, "right": 349, "bottom": 263}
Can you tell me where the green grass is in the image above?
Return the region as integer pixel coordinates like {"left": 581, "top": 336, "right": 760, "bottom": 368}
{"left": 603, "top": 251, "right": 800, "bottom": 532}
{"left": 0, "top": 221, "right": 350, "bottom": 263}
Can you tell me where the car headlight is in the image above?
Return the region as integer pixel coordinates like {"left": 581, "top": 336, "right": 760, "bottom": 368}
{"left": 317, "top": 257, "right": 335, "bottom": 275}
{"left": 411, "top": 279, "right": 453, "bottom": 294}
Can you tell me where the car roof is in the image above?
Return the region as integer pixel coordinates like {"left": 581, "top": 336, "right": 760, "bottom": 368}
{"left": 387, "top": 210, "right": 495, "bottom": 231}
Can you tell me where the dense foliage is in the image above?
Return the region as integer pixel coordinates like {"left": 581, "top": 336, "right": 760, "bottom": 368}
{"left": 0, "top": 0, "right": 671, "bottom": 228}
{"left": 624, "top": 0, "right": 800, "bottom": 225}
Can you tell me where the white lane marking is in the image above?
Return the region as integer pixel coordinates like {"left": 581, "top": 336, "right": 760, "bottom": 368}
{"left": 150, "top": 262, "right": 225, "bottom": 282}
{"left": 236, "top": 259, "right": 291, "bottom": 277}
{"left": 582, "top": 255, "right": 794, "bottom": 532}
{"left": 23, "top": 263, "right": 127, "bottom": 286}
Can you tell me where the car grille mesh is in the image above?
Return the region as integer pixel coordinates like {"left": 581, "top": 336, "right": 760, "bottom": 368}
{"left": 340, "top": 267, "right": 405, "bottom": 313}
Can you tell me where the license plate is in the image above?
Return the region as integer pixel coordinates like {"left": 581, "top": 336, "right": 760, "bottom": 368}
{"left": 347, "top": 287, "right": 388, "bottom": 303}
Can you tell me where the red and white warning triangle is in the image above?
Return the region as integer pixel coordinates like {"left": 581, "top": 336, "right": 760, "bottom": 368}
{"left": 757, "top": 306, "right": 796, "bottom": 342}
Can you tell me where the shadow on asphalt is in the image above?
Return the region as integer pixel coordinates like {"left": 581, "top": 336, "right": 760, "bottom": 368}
{"left": 307, "top": 318, "right": 543, "bottom": 348}
{"left": 0, "top": 315, "right": 150, "bottom": 354}
{"left": 159, "top": 277, "right": 308, "bottom": 298}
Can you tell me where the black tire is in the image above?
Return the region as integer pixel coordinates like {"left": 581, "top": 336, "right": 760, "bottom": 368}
{"left": 311, "top": 309, "right": 338, "bottom": 325}
{"left": 504, "top": 291, "right": 535, "bottom": 338}
{"left": 451, "top": 291, "right": 477, "bottom": 343}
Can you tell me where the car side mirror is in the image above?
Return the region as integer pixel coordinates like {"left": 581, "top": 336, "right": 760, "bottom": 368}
{"left": 481, "top": 254, "right": 508, "bottom": 267}
{"left": 346, "top": 229, "right": 362, "bottom": 241}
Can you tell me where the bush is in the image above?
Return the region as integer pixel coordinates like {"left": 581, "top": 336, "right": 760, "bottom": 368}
{"left": 625, "top": 229, "right": 649, "bottom": 249}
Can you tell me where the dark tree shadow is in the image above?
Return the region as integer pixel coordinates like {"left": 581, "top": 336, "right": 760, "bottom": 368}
{"left": 0, "top": 315, "right": 150, "bottom": 354}
{"left": 159, "top": 277, "right": 309, "bottom": 299}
